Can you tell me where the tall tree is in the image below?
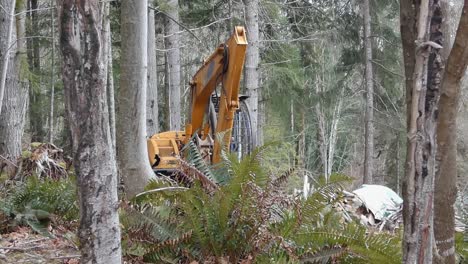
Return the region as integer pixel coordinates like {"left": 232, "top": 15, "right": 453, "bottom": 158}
{"left": 433, "top": 1, "right": 468, "bottom": 263}
{"left": 102, "top": 1, "right": 116, "bottom": 152}
{"left": 49, "top": 4, "right": 56, "bottom": 143}
{"left": 0, "top": 0, "right": 16, "bottom": 115}
{"left": 57, "top": 1, "right": 122, "bottom": 262}
{"left": 0, "top": 0, "right": 29, "bottom": 175}
{"left": 243, "top": 0, "right": 260, "bottom": 146}
{"left": 165, "top": 0, "right": 182, "bottom": 131}
{"left": 27, "top": 0, "right": 46, "bottom": 142}
{"left": 147, "top": 7, "right": 159, "bottom": 136}
{"left": 400, "top": 0, "right": 442, "bottom": 262}
{"left": 362, "top": 0, "right": 374, "bottom": 184}
{"left": 117, "top": 0, "right": 155, "bottom": 198}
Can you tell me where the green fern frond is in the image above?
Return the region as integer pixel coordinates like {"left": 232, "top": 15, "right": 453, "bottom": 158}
{"left": 299, "top": 245, "right": 348, "bottom": 263}
{"left": 182, "top": 139, "right": 218, "bottom": 182}
{"left": 178, "top": 158, "right": 218, "bottom": 193}
{"left": 1, "top": 176, "right": 78, "bottom": 222}
{"left": 271, "top": 168, "right": 295, "bottom": 188}
{"left": 295, "top": 223, "right": 401, "bottom": 263}
{"left": 455, "top": 232, "right": 468, "bottom": 262}
{"left": 300, "top": 179, "right": 348, "bottom": 225}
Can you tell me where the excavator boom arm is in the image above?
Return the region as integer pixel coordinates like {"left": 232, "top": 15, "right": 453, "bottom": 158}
{"left": 147, "top": 26, "right": 247, "bottom": 171}
{"left": 186, "top": 26, "right": 247, "bottom": 162}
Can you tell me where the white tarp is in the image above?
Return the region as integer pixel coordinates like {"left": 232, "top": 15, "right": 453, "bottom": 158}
{"left": 352, "top": 184, "right": 403, "bottom": 220}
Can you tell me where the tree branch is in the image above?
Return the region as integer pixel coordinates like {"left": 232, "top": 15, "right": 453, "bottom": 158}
{"left": 135, "top": 186, "right": 189, "bottom": 198}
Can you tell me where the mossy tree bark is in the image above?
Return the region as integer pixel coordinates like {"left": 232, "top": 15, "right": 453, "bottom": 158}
{"left": 401, "top": 0, "right": 442, "bottom": 263}
{"left": 0, "top": 0, "right": 29, "bottom": 177}
{"left": 57, "top": 1, "right": 122, "bottom": 262}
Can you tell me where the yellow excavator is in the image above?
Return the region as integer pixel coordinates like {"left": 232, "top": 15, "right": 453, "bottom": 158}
{"left": 147, "top": 26, "right": 252, "bottom": 172}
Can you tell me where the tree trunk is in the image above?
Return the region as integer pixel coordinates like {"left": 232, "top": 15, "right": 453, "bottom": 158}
{"left": 433, "top": 1, "right": 468, "bottom": 263}
{"left": 401, "top": 0, "right": 441, "bottom": 263}
{"left": 27, "top": 0, "right": 45, "bottom": 142}
{"left": 147, "top": 8, "right": 159, "bottom": 136}
{"left": 396, "top": 133, "right": 401, "bottom": 196}
{"left": 298, "top": 109, "right": 306, "bottom": 169}
{"left": 362, "top": 0, "right": 374, "bottom": 184}
{"left": 118, "top": 0, "right": 155, "bottom": 198}
{"left": 0, "top": 0, "right": 29, "bottom": 175}
{"left": 400, "top": 1, "right": 417, "bottom": 128}
{"left": 49, "top": 5, "right": 55, "bottom": 143}
{"left": 31, "top": 0, "right": 40, "bottom": 70}
{"left": 243, "top": 0, "right": 260, "bottom": 146}
{"left": 57, "top": 1, "right": 122, "bottom": 263}
{"left": 0, "top": 0, "right": 16, "bottom": 116}
{"left": 257, "top": 80, "right": 264, "bottom": 145}
{"left": 165, "top": 0, "right": 181, "bottom": 131}
{"left": 163, "top": 47, "right": 170, "bottom": 132}
{"left": 315, "top": 102, "right": 328, "bottom": 179}
{"left": 327, "top": 94, "right": 343, "bottom": 178}
{"left": 102, "top": 1, "right": 116, "bottom": 153}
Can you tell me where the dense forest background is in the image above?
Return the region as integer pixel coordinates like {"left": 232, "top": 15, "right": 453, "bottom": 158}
{"left": 4, "top": 0, "right": 467, "bottom": 192}
{"left": 0, "top": 0, "right": 468, "bottom": 263}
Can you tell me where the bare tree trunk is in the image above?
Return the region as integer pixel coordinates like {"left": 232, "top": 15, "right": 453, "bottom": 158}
{"left": 49, "top": 5, "right": 55, "bottom": 143}
{"left": 315, "top": 103, "right": 328, "bottom": 179}
{"left": 396, "top": 133, "right": 401, "bottom": 196}
{"left": 27, "top": 0, "right": 45, "bottom": 142}
{"left": 102, "top": 1, "right": 116, "bottom": 153}
{"left": 401, "top": 0, "right": 441, "bottom": 262}
{"left": 165, "top": 0, "right": 181, "bottom": 131}
{"left": 257, "top": 82, "right": 264, "bottom": 145}
{"left": 327, "top": 94, "right": 343, "bottom": 178}
{"left": 298, "top": 109, "right": 306, "bottom": 169}
{"left": 31, "top": 0, "right": 40, "bottom": 70}
{"left": 118, "top": 0, "right": 155, "bottom": 198}
{"left": 163, "top": 50, "right": 170, "bottom": 131}
{"left": 0, "top": 0, "right": 16, "bottom": 116}
{"left": 57, "top": 1, "right": 122, "bottom": 262}
{"left": 243, "top": 0, "right": 260, "bottom": 146}
{"left": 107, "top": 43, "right": 116, "bottom": 152}
{"left": 147, "top": 8, "right": 159, "bottom": 136}
{"left": 290, "top": 99, "right": 294, "bottom": 134}
{"left": 315, "top": 75, "right": 328, "bottom": 179}
{"left": 400, "top": 1, "right": 417, "bottom": 128}
{"left": 362, "top": 0, "right": 374, "bottom": 184}
{"left": 433, "top": 1, "right": 468, "bottom": 263}
{"left": 0, "top": 0, "right": 29, "bottom": 175}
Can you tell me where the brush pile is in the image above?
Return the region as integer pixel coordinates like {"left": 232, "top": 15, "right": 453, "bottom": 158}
{"left": 18, "top": 143, "right": 71, "bottom": 180}
{"left": 339, "top": 185, "right": 403, "bottom": 232}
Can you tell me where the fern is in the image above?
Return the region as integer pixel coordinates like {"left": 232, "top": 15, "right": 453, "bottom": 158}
{"left": 182, "top": 139, "right": 218, "bottom": 183}
{"left": 294, "top": 223, "right": 401, "bottom": 263}
{"left": 0, "top": 176, "right": 78, "bottom": 235}
{"left": 120, "top": 203, "right": 188, "bottom": 261}
{"left": 455, "top": 232, "right": 468, "bottom": 262}
{"left": 1, "top": 177, "right": 77, "bottom": 219}
{"left": 299, "top": 246, "right": 348, "bottom": 263}
{"left": 123, "top": 145, "right": 403, "bottom": 263}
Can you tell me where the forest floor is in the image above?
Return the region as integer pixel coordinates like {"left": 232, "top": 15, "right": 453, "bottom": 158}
{"left": 0, "top": 226, "right": 79, "bottom": 264}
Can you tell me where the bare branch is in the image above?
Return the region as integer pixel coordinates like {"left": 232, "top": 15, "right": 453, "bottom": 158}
{"left": 135, "top": 186, "right": 189, "bottom": 198}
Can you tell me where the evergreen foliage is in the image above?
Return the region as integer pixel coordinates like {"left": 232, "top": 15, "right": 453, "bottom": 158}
{"left": 0, "top": 176, "right": 78, "bottom": 235}
{"left": 121, "top": 145, "right": 403, "bottom": 263}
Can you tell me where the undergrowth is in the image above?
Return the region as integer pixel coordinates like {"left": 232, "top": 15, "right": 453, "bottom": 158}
{"left": 0, "top": 176, "right": 78, "bottom": 235}
{"left": 121, "top": 141, "right": 404, "bottom": 263}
